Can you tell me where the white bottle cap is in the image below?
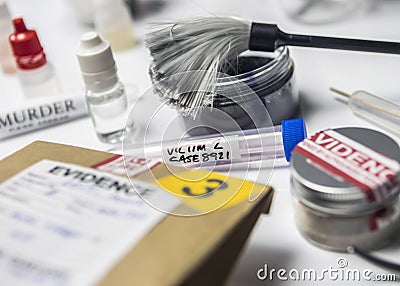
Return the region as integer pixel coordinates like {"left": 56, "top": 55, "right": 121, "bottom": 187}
{"left": 76, "top": 31, "right": 118, "bottom": 91}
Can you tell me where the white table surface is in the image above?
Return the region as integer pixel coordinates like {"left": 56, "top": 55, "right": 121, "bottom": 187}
{"left": 1, "top": 0, "right": 400, "bottom": 285}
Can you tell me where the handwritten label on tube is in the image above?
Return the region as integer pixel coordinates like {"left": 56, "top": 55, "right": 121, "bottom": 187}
{"left": 161, "top": 136, "right": 241, "bottom": 166}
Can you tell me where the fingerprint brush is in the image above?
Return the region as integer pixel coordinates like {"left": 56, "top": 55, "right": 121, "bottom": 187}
{"left": 145, "top": 17, "right": 400, "bottom": 118}
{"left": 249, "top": 23, "right": 400, "bottom": 54}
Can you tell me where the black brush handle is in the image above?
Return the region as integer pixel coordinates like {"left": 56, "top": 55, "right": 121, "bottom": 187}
{"left": 249, "top": 22, "right": 400, "bottom": 55}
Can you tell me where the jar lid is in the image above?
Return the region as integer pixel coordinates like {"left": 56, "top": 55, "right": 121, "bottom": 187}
{"left": 290, "top": 127, "right": 400, "bottom": 215}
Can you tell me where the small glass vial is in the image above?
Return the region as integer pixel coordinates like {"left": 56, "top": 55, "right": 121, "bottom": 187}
{"left": 0, "top": 1, "right": 16, "bottom": 74}
{"left": 92, "top": 0, "right": 136, "bottom": 51}
{"left": 76, "top": 31, "right": 133, "bottom": 144}
{"left": 290, "top": 127, "right": 400, "bottom": 252}
{"left": 9, "top": 17, "right": 59, "bottom": 98}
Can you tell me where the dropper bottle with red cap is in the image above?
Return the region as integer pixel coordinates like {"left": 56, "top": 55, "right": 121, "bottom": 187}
{"left": 9, "top": 17, "right": 59, "bottom": 98}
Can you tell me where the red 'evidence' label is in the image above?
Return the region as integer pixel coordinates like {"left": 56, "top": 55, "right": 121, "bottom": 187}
{"left": 293, "top": 130, "right": 400, "bottom": 202}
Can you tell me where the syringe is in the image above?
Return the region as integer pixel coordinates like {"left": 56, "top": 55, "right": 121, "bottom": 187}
{"left": 122, "top": 118, "right": 307, "bottom": 168}
{"left": 331, "top": 88, "right": 400, "bottom": 137}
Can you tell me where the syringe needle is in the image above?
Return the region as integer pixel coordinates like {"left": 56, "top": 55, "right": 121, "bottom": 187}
{"left": 330, "top": 87, "right": 400, "bottom": 137}
{"left": 329, "top": 87, "right": 351, "bottom": 98}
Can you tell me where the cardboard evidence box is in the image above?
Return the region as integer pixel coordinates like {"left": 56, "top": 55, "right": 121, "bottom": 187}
{"left": 0, "top": 141, "right": 274, "bottom": 286}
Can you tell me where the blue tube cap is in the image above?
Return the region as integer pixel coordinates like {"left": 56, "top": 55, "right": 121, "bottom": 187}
{"left": 282, "top": 118, "right": 307, "bottom": 162}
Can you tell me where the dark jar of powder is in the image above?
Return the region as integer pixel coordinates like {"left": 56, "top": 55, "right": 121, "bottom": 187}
{"left": 180, "top": 47, "right": 299, "bottom": 136}
{"left": 290, "top": 127, "right": 400, "bottom": 252}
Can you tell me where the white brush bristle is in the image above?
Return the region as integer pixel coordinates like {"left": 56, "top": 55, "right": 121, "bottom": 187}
{"left": 145, "top": 16, "right": 251, "bottom": 118}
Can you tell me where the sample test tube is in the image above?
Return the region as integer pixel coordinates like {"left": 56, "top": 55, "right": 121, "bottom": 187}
{"left": 122, "top": 118, "right": 307, "bottom": 168}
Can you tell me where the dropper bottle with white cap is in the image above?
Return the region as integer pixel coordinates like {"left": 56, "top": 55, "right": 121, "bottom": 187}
{"left": 76, "top": 31, "right": 133, "bottom": 143}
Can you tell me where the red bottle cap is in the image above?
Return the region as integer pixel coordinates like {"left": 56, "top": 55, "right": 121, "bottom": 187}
{"left": 9, "top": 17, "right": 47, "bottom": 70}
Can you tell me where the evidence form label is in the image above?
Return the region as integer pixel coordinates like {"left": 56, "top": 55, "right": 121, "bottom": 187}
{"left": 0, "top": 160, "right": 180, "bottom": 286}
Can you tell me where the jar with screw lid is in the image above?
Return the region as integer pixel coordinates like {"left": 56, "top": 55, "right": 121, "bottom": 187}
{"left": 290, "top": 127, "right": 400, "bottom": 251}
